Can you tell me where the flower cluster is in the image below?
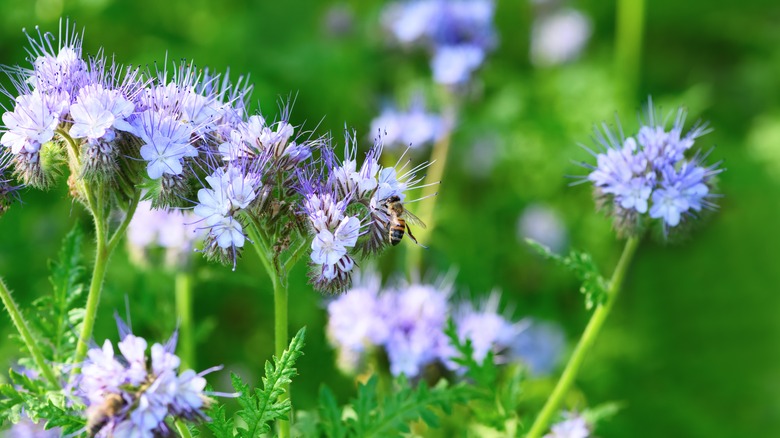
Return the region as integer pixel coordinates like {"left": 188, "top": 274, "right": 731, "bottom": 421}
{"left": 300, "top": 134, "right": 427, "bottom": 293}
{"left": 326, "top": 269, "right": 564, "bottom": 378}
{"left": 381, "top": 0, "right": 496, "bottom": 85}
{"left": 76, "top": 321, "right": 217, "bottom": 437}
{"left": 127, "top": 200, "right": 205, "bottom": 268}
{"left": 583, "top": 100, "right": 722, "bottom": 234}
{"left": 370, "top": 97, "right": 449, "bottom": 150}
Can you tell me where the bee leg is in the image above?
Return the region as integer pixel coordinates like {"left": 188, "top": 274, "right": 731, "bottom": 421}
{"left": 406, "top": 224, "right": 428, "bottom": 249}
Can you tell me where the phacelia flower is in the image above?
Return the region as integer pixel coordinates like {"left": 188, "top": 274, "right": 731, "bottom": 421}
{"left": 509, "top": 319, "right": 565, "bottom": 375}
{"left": 530, "top": 8, "right": 592, "bottom": 67}
{"left": 382, "top": 0, "right": 496, "bottom": 85}
{"left": 370, "top": 97, "right": 449, "bottom": 150}
{"left": 444, "top": 292, "right": 528, "bottom": 368}
{"left": 76, "top": 319, "right": 219, "bottom": 438}
{"left": 544, "top": 413, "right": 591, "bottom": 438}
{"left": 193, "top": 163, "right": 262, "bottom": 268}
{"left": 582, "top": 99, "right": 722, "bottom": 235}
{"left": 300, "top": 132, "right": 429, "bottom": 293}
{"left": 517, "top": 204, "right": 568, "bottom": 253}
{"left": 127, "top": 199, "right": 205, "bottom": 268}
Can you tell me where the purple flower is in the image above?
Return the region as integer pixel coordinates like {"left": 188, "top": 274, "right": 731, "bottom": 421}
{"left": 382, "top": 0, "right": 496, "bottom": 85}
{"left": 544, "top": 413, "right": 591, "bottom": 438}
{"left": 69, "top": 83, "right": 135, "bottom": 142}
{"left": 509, "top": 319, "right": 565, "bottom": 375}
{"left": 530, "top": 8, "right": 592, "bottom": 67}
{"left": 1, "top": 90, "right": 60, "bottom": 154}
{"left": 370, "top": 97, "right": 448, "bottom": 149}
{"left": 444, "top": 292, "right": 527, "bottom": 367}
{"left": 132, "top": 110, "right": 197, "bottom": 179}
{"left": 126, "top": 199, "right": 205, "bottom": 268}
{"left": 583, "top": 99, "right": 722, "bottom": 234}
{"left": 76, "top": 320, "right": 218, "bottom": 437}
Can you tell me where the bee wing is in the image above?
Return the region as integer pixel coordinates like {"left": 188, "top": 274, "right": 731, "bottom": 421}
{"left": 401, "top": 209, "right": 427, "bottom": 229}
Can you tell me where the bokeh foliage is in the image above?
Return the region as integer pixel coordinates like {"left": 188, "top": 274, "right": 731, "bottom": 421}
{"left": 1, "top": 0, "right": 779, "bottom": 436}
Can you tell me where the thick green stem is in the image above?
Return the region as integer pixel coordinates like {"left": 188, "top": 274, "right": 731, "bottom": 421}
{"left": 526, "top": 236, "right": 640, "bottom": 438}
{"left": 274, "top": 274, "right": 291, "bottom": 438}
{"left": 247, "top": 221, "right": 293, "bottom": 438}
{"left": 175, "top": 272, "right": 195, "bottom": 369}
{"left": 615, "top": 0, "right": 645, "bottom": 101}
{"left": 74, "top": 208, "right": 109, "bottom": 364}
{"left": 0, "top": 277, "right": 58, "bottom": 386}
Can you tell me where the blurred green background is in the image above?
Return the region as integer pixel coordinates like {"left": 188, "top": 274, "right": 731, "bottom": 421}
{"left": 1, "top": 0, "right": 780, "bottom": 436}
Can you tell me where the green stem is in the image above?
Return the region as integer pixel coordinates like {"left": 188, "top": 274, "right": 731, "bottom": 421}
{"left": 615, "top": 0, "right": 645, "bottom": 102}
{"left": 175, "top": 271, "right": 195, "bottom": 369}
{"left": 74, "top": 208, "right": 110, "bottom": 364}
{"left": 174, "top": 419, "right": 193, "bottom": 438}
{"left": 247, "top": 220, "right": 293, "bottom": 438}
{"left": 107, "top": 191, "right": 141, "bottom": 253}
{"left": 0, "top": 277, "right": 58, "bottom": 386}
{"left": 404, "top": 121, "right": 452, "bottom": 273}
{"left": 274, "top": 274, "right": 291, "bottom": 438}
{"left": 526, "top": 236, "right": 640, "bottom": 438}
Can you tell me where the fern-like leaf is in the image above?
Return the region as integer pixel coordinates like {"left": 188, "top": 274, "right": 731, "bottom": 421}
{"left": 527, "top": 239, "right": 607, "bottom": 309}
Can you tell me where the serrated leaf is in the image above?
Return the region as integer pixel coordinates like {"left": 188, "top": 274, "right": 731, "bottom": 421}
{"left": 205, "top": 402, "right": 235, "bottom": 438}
{"left": 38, "top": 401, "right": 85, "bottom": 435}
{"left": 527, "top": 239, "right": 608, "bottom": 309}
{"left": 225, "top": 327, "right": 306, "bottom": 437}
{"left": 318, "top": 385, "right": 348, "bottom": 438}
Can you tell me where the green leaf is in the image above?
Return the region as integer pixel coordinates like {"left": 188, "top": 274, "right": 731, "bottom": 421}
{"left": 205, "top": 402, "right": 235, "bottom": 438}
{"left": 208, "top": 327, "right": 306, "bottom": 438}
{"left": 317, "top": 385, "right": 348, "bottom": 438}
{"left": 37, "top": 401, "right": 85, "bottom": 435}
{"left": 527, "top": 239, "right": 608, "bottom": 309}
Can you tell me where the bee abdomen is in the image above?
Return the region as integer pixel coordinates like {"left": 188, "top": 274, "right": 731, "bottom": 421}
{"left": 388, "top": 222, "right": 405, "bottom": 246}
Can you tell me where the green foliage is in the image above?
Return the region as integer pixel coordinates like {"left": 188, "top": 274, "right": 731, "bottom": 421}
{"left": 315, "top": 374, "right": 468, "bottom": 438}
{"left": 444, "top": 319, "right": 526, "bottom": 434}
{"left": 206, "top": 327, "right": 306, "bottom": 437}
{"left": 0, "top": 369, "right": 85, "bottom": 432}
{"left": 527, "top": 239, "right": 608, "bottom": 309}
{"left": 26, "top": 226, "right": 86, "bottom": 364}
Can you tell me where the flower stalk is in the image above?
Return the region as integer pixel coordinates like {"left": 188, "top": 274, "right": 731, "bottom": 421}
{"left": 526, "top": 236, "right": 640, "bottom": 438}
{"left": 0, "top": 276, "right": 59, "bottom": 386}
{"left": 175, "top": 271, "right": 195, "bottom": 369}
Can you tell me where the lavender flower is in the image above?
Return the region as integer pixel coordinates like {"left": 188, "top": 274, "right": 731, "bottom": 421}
{"left": 517, "top": 204, "right": 568, "bottom": 253}
{"left": 76, "top": 320, "right": 218, "bottom": 437}
{"left": 509, "top": 319, "right": 565, "bottom": 375}
{"left": 582, "top": 99, "right": 722, "bottom": 235}
{"left": 444, "top": 292, "right": 527, "bottom": 368}
{"left": 193, "top": 163, "right": 263, "bottom": 267}
{"left": 544, "top": 413, "right": 591, "bottom": 438}
{"left": 530, "top": 8, "right": 592, "bottom": 67}
{"left": 300, "top": 133, "right": 428, "bottom": 292}
{"left": 325, "top": 269, "right": 389, "bottom": 373}
{"left": 370, "top": 97, "right": 448, "bottom": 150}
{"left": 382, "top": 0, "right": 496, "bottom": 85}
{"left": 127, "top": 199, "right": 205, "bottom": 268}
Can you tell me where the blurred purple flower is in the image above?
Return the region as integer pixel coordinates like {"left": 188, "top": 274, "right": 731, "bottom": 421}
{"left": 382, "top": 0, "right": 496, "bottom": 85}
{"left": 370, "top": 97, "right": 448, "bottom": 150}
{"left": 518, "top": 204, "right": 568, "bottom": 253}
{"left": 510, "top": 319, "right": 565, "bottom": 375}
{"left": 544, "top": 412, "right": 591, "bottom": 438}
{"left": 531, "top": 8, "right": 592, "bottom": 67}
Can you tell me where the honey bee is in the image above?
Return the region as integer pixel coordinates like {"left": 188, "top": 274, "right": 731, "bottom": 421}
{"left": 382, "top": 195, "right": 427, "bottom": 248}
{"left": 86, "top": 392, "right": 125, "bottom": 437}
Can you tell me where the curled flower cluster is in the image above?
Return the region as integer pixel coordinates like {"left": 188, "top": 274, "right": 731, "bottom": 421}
{"left": 299, "top": 134, "right": 427, "bottom": 293}
{"left": 326, "top": 269, "right": 564, "bottom": 378}
{"left": 76, "top": 321, "right": 217, "bottom": 437}
{"left": 127, "top": 200, "right": 205, "bottom": 268}
{"left": 583, "top": 100, "right": 722, "bottom": 235}
{"left": 381, "top": 0, "right": 496, "bottom": 85}
{"left": 370, "top": 96, "right": 449, "bottom": 150}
